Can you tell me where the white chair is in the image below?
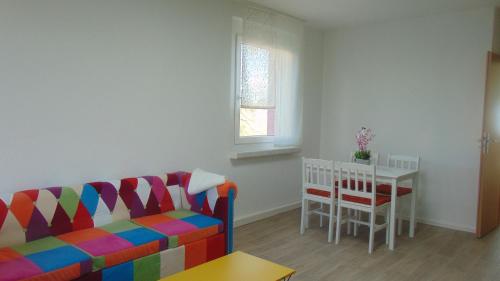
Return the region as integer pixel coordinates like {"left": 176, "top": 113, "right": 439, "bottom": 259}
{"left": 349, "top": 151, "right": 378, "bottom": 236}
{"left": 300, "top": 158, "right": 337, "bottom": 242}
{"left": 335, "top": 162, "right": 391, "bottom": 253}
{"left": 376, "top": 154, "right": 420, "bottom": 237}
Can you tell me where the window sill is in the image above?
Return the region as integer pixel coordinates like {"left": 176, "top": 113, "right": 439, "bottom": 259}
{"left": 230, "top": 146, "right": 301, "bottom": 160}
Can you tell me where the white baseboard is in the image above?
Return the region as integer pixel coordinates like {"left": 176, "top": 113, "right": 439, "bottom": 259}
{"left": 392, "top": 214, "right": 475, "bottom": 233}
{"left": 234, "top": 202, "right": 476, "bottom": 234}
{"left": 416, "top": 217, "right": 475, "bottom": 233}
{"left": 234, "top": 201, "right": 301, "bottom": 228}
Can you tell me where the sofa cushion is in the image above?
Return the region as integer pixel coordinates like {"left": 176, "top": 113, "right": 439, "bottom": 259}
{"left": 57, "top": 220, "right": 167, "bottom": 271}
{"left": 133, "top": 209, "right": 223, "bottom": 249}
{"left": 0, "top": 236, "right": 92, "bottom": 281}
{"left": 119, "top": 176, "right": 176, "bottom": 218}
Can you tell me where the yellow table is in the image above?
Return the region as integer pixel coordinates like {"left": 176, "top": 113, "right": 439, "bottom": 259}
{"left": 160, "top": 251, "right": 295, "bottom": 281}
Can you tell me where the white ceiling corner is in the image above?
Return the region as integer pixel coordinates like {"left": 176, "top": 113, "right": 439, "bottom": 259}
{"left": 247, "top": 0, "right": 497, "bottom": 29}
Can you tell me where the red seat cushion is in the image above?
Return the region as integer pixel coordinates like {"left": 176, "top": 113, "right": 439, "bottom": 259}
{"left": 376, "top": 184, "right": 412, "bottom": 196}
{"left": 306, "top": 188, "right": 338, "bottom": 198}
{"left": 307, "top": 188, "right": 390, "bottom": 206}
{"left": 341, "top": 194, "right": 391, "bottom": 206}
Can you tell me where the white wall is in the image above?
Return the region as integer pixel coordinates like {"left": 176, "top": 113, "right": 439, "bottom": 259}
{"left": 493, "top": 7, "right": 500, "bottom": 54}
{"left": 0, "top": 0, "right": 324, "bottom": 222}
{"left": 4, "top": 0, "right": 488, "bottom": 234}
{"left": 321, "top": 8, "right": 494, "bottom": 232}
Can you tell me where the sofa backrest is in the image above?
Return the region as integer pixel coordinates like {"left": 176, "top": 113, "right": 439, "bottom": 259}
{"left": 0, "top": 173, "right": 183, "bottom": 248}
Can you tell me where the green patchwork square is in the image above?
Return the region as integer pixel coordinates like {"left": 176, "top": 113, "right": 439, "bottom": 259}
{"left": 12, "top": 236, "right": 66, "bottom": 255}
{"left": 165, "top": 209, "right": 197, "bottom": 219}
{"left": 93, "top": 256, "right": 106, "bottom": 272}
{"left": 59, "top": 187, "right": 80, "bottom": 218}
{"left": 168, "top": 236, "right": 179, "bottom": 248}
{"left": 100, "top": 220, "right": 139, "bottom": 233}
{"left": 134, "top": 253, "right": 160, "bottom": 281}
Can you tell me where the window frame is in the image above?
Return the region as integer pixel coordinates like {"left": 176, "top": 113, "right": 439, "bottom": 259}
{"left": 234, "top": 34, "right": 275, "bottom": 145}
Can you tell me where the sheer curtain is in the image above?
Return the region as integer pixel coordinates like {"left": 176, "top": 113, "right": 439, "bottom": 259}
{"left": 242, "top": 7, "right": 304, "bottom": 147}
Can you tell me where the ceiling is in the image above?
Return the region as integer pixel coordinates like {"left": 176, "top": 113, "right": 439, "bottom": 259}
{"left": 247, "top": 0, "right": 496, "bottom": 29}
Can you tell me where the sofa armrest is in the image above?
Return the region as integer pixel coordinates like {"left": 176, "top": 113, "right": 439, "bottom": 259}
{"left": 211, "top": 182, "right": 236, "bottom": 254}
{"left": 175, "top": 171, "right": 237, "bottom": 253}
{"left": 214, "top": 181, "right": 238, "bottom": 200}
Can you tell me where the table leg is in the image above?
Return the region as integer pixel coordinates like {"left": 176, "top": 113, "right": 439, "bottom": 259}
{"left": 409, "top": 174, "right": 418, "bottom": 238}
{"left": 389, "top": 178, "right": 397, "bottom": 250}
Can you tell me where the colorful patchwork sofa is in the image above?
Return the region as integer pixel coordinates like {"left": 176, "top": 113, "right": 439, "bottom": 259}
{"left": 0, "top": 171, "right": 237, "bottom": 281}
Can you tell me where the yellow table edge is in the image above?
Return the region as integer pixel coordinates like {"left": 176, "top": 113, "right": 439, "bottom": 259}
{"left": 160, "top": 251, "right": 296, "bottom": 281}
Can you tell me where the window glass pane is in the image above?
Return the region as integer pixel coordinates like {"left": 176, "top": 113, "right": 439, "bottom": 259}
{"left": 241, "top": 43, "right": 275, "bottom": 108}
{"left": 240, "top": 108, "right": 275, "bottom": 137}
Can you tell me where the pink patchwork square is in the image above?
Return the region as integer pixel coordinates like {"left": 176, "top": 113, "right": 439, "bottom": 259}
{"left": 153, "top": 220, "right": 198, "bottom": 236}
{"left": 0, "top": 257, "right": 43, "bottom": 281}
{"left": 77, "top": 235, "right": 133, "bottom": 256}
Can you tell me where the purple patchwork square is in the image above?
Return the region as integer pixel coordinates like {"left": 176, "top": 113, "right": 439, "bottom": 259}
{"left": 153, "top": 220, "right": 198, "bottom": 236}
{"left": 0, "top": 257, "right": 43, "bottom": 280}
{"left": 77, "top": 235, "right": 133, "bottom": 256}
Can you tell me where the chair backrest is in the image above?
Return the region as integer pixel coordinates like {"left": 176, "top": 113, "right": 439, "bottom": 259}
{"left": 350, "top": 151, "right": 379, "bottom": 165}
{"left": 302, "top": 158, "right": 334, "bottom": 194}
{"left": 387, "top": 154, "right": 420, "bottom": 170}
{"left": 336, "top": 161, "right": 376, "bottom": 206}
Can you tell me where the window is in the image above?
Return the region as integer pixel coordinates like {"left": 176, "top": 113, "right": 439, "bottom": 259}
{"left": 236, "top": 38, "right": 276, "bottom": 143}
{"left": 233, "top": 11, "right": 303, "bottom": 146}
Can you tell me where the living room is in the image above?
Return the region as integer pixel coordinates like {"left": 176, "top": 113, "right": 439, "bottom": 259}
{"left": 1, "top": 0, "right": 499, "bottom": 280}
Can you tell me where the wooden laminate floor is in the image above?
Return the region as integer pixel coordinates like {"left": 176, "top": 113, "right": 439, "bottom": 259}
{"left": 234, "top": 209, "right": 500, "bottom": 281}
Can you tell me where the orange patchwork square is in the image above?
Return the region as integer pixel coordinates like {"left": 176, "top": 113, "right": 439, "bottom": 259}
{"left": 133, "top": 214, "right": 173, "bottom": 226}
{"left": 58, "top": 228, "right": 110, "bottom": 244}
{"left": 185, "top": 239, "right": 207, "bottom": 269}
{"left": 0, "top": 248, "right": 22, "bottom": 262}
{"left": 9, "top": 193, "right": 35, "bottom": 228}
{"left": 178, "top": 225, "right": 219, "bottom": 246}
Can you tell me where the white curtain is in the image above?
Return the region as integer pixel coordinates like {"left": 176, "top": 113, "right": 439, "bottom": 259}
{"left": 242, "top": 7, "right": 304, "bottom": 147}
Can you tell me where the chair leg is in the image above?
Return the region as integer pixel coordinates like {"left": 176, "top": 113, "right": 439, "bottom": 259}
{"left": 305, "top": 199, "right": 310, "bottom": 229}
{"left": 353, "top": 210, "right": 359, "bottom": 237}
{"left": 300, "top": 199, "right": 307, "bottom": 235}
{"left": 320, "top": 203, "right": 324, "bottom": 228}
{"left": 410, "top": 191, "right": 417, "bottom": 238}
{"left": 335, "top": 204, "right": 342, "bottom": 244}
{"left": 385, "top": 206, "right": 390, "bottom": 245}
{"left": 368, "top": 211, "right": 375, "bottom": 254}
{"left": 347, "top": 209, "right": 352, "bottom": 235}
{"left": 397, "top": 215, "right": 403, "bottom": 236}
{"left": 328, "top": 203, "right": 334, "bottom": 243}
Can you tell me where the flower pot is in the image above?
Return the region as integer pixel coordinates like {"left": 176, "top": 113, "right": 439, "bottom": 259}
{"left": 355, "top": 158, "right": 370, "bottom": 165}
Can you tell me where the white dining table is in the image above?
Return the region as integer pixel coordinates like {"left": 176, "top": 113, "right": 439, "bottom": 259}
{"left": 375, "top": 165, "right": 419, "bottom": 250}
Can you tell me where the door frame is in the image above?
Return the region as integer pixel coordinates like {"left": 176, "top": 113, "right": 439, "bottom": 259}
{"left": 476, "top": 51, "right": 500, "bottom": 238}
